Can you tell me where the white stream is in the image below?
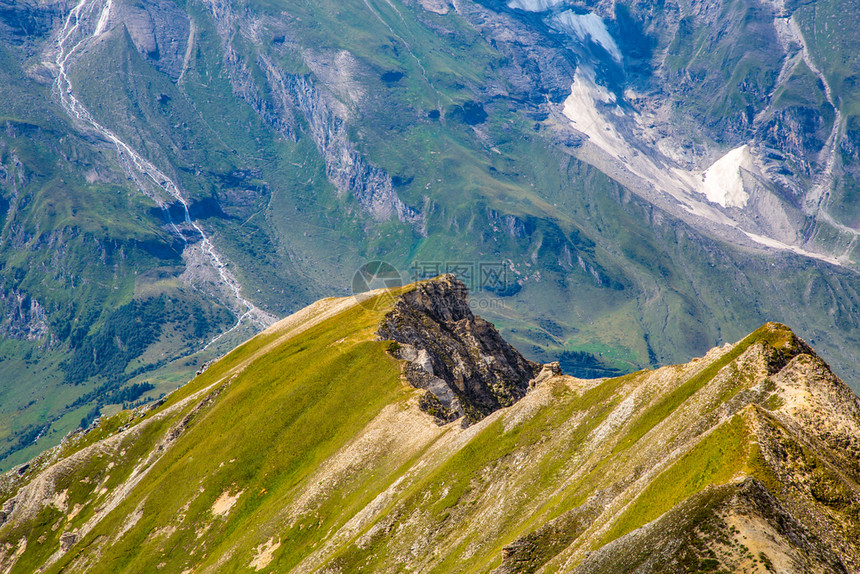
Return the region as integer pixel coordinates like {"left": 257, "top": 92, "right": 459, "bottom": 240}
{"left": 54, "top": 0, "right": 275, "bottom": 348}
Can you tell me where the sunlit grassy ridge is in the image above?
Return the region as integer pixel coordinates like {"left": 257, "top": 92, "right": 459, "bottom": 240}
{"left": 601, "top": 413, "right": 752, "bottom": 546}
{"left": 1, "top": 288, "right": 412, "bottom": 572}
{"left": 4, "top": 299, "right": 855, "bottom": 573}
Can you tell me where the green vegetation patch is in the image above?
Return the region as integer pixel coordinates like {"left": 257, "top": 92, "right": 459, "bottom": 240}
{"left": 613, "top": 323, "right": 801, "bottom": 453}
{"left": 326, "top": 377, "right": 625, "bottom": 574}
{"left": 601, "top": 413, "right": 751, "bottom": 546}
{"left": 47, "top": 291, "right": 410, "bottom": 574}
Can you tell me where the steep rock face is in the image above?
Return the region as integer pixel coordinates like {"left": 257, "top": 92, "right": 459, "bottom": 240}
{"left": 274, "top": 72, "right": 421, "bottom": 225}
{"left": 198, "top": 1, "right": 422, "bottom": 226}
{"left": 110, "top": 0, "right": 191, "bottom": 79}
{"left": 378, "top": 275, "right": 541, "bottom": 423}
{"left": 449, "top": 0, "right": 577, "bottom": 103}
{"left": 0, "top": 0, "right": 65, "bottom": 46}
{"left": 0, "top": 284, "right": 48, "bottom": 341}
{"left": 571, "top": 478, "right": 850, "bottom": 574}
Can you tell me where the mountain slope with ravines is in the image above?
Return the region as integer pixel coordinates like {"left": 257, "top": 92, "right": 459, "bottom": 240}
{"left": 1, "top": 276, "right": 859, "bottom": 573}
{"left": 2, "top": 0, "right": 860, "bottom": 471}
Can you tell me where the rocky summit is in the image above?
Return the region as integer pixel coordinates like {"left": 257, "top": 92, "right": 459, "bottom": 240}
{"left": 1, "top": 277, "right": 859, "bottom": 573}
{"left": 379, "top": 275, "right": 541, "bottom": 423}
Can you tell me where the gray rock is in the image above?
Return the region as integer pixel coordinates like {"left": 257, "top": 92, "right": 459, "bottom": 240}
{"left": 380, "top": 275, "right": 541, "bottom": 423}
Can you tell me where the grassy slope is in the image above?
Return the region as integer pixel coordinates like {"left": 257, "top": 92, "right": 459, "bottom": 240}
{"left": 9, "top": 288, "right": 412, "bottom": 573}
{"left": 0, "top": 37, "right": 236, "bottom": 469}
{"left": 793, "top": 0, "right": 860, "bottom": 228}
{"left": 5, "top": 298, "right": 855, "bottom": 574}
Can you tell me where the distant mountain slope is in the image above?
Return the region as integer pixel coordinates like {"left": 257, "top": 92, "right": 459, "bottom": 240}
{"left": 3, "top": 0, "right": 860, "bottom": 475}
{"left": 1, "top": 277, "right": 858, "bottom": 573}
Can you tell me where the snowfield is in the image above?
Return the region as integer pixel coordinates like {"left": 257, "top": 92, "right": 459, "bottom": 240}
{"left": 700, "top": 145, "right": 756, "bottom": 208}
{"left": 506, "top": 0, "right": 564, "bottom": 11}
{"left": 553, "top": 11, "right": 622, "bottom": 62}
{"left": 559, "top": 69, "right": 841, "bottom": 266}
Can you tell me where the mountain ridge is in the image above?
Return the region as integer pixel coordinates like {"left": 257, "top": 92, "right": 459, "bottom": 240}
{"left": 1, "top": 277, "right": 858, "bottom": 573}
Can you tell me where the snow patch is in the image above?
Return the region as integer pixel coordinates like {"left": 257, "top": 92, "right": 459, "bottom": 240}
{"left": 699, "top": 145, "right": 755, "bottom": 208}
{"left": 558, "top": 75, "right": 842, "bottom": 266}
{"left": 507, "top": 0, "right": 564, "bottom": 12}
{"left": 553, "top": 11, "right": 622, "bottom": 62}
{"left": 562, "top": 68, "right": 624, "bottom": 154}
{"left": 414, "top": 0, "right": 450, "bottom": 14}
{"left": 562, "top": 70, "right": 741, "bottom": 219}
{"left": 93, "top": 0, "right": 112, "bottom": 37}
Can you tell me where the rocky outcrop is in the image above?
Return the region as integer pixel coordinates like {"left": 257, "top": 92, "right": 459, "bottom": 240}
{"left": 770, "top": 352, "right": 860, "bottom": 477}
{"left": 197, "top": 2, "right": 421, "bottom": 227}
{"left": 379, "top": 275, "right": 542, "bottom": 423}
{"left": 110, "top": 0, "right": 191, "bottom": 79}
{"left": 0, "top": 284, "right": 48, "bottom": 341}
{"left": 0, "top": 0, "right": 65, "bottom": 46}
{"left": 449, "top": 0, "right": 577, "bottom": 103}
